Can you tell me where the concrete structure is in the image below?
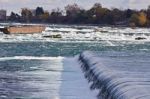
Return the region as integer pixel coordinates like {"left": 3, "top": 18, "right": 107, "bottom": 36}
{"left": 0, "top": 25, "right": 45, "bottom": 34}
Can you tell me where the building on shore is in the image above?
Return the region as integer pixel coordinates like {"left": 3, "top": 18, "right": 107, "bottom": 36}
{"left": 0, "top": 10, "right": 6, "bottom": 21}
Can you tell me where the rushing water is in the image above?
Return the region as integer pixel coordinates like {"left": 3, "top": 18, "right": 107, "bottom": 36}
{"left": 0, "top": 24, "right": 150, "bottom": 99}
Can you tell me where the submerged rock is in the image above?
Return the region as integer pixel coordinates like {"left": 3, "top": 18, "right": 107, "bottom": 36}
{"left": 135, "top": 37, "right": 146, "bottom": 40}
{"left": 43, "top": 34, "right": 62, "bottom": 38}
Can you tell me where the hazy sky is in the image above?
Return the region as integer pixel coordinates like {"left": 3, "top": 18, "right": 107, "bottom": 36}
{"left": 0, "top": 0, "right": 150, "bottom": 15}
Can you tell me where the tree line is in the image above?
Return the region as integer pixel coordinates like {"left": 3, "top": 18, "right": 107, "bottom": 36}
{"left": 7, "top": 3, "right": 150, "bottom": 27}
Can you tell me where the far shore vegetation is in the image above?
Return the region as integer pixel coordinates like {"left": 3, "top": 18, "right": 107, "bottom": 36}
{"left": 5, "top": 3, "right": 150, "bottom": 27}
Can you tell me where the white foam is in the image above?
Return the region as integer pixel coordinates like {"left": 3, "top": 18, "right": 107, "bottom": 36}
{"left": 79, "top": 51, "right": 150, "bottom": 99}
{"left": 0, "top": 56, "right": 64, "bottom": 61}
{"left": 1, "top": 25, "right": 150, "bottom": 43}
{"left": 45, "top": 27, "right": 94, "bottom": 33}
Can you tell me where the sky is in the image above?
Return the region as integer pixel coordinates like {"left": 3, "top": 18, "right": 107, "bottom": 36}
{"left": 0, "top": 0, "right": 150, "bottom": 15}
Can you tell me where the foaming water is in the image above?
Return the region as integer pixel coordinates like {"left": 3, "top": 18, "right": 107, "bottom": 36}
{"left": 79, "top": 51, "right": 150, "bottom": 99}
{"left": 0, "top": 25, "right": 150, "bottom": 42}
{"left": 0, "top": 56, "right": 63, "bottom": 61}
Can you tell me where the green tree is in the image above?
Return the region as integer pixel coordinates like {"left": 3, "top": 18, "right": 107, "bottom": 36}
{"left": 129, "top": 13, "right": 139, "bottom": 26}
{"left": 88, "top": 3, "right": 102, "bottom": 23}
{"left": 35, "top": 7, "right": 44, "bottom": 16}
{"left": 87, "top": 3, "right": 112, "bottom": 24}
{"left": 9, "top": 12, "right": 20, "bottom": 22}
{"left": 110, "top": 8, "right": 125, "bottom": 24}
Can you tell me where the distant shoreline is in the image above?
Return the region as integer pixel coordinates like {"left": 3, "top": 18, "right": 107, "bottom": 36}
{"left": 0, "top": 22, "right": 148, "bottom": 29}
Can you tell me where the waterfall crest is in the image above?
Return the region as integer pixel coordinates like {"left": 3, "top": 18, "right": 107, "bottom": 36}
{"left": 78, "top": 51, "right": 150, "bottom": 99}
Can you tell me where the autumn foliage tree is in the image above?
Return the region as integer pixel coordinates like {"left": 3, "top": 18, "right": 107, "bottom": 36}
{"left": 129, "top": 12, "right": 147, "bottom": 27}
{"left": 138, "top": 12, "right": 147, "bottom": 26}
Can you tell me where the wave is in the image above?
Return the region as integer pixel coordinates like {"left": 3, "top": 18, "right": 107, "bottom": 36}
{"left": 0, "top": 56, "right": 64, "bottom": 61}
{"left": 45, "top": 27, "right": 94, "bottom": 33}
